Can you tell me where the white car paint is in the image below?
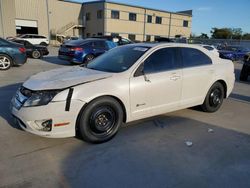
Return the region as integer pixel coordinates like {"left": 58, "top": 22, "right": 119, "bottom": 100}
{"left": 199, "top": 44, "right": 220, "bottom": 56}
{"left": 17, "top": 34, "right": 49, "bottom": 45}
{"left": 11, "top": 43, "right": 235, "bottom": 138}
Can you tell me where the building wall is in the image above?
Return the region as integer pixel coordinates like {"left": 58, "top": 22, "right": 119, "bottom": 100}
{"left": 105, "top": 2, "right": 192, "bottom": 41}
{"left": 48, "top": 0, "right": 83, "bottom": 37}
{"left": 15, "top": 0, "right": 49, "bottom": 37}
{"left": 0, "top": 0, "right": 16, "bottom": 38}
{"left": 83, "top": 2, "right": 104, "bottom": 37}
{"left": 15, "top": 0, "right": 83, "bottom": 38}
{"left": 170, "top": 14, "right": 192, "bottom": 38}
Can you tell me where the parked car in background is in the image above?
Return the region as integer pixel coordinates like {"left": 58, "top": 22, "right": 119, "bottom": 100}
{"left": 0, "top": 38, "right": 27, "bottom": 70}
{"left": 92, "top": 35, "right": 133, "bottom": 46}
{"left": 218, "top": 45, "right": 250, "bottom": 61}
{"left": 16, "top": 34, "right": 49, "bottom": 46}
{"left": 58, "top": 38, "right": 117, "bottom": 64}
{"left": 63, "top": 36, "right": 83, "bottom": 44}
{"left": 11, "top": 39, "right": 49, "bottom": 59}
{"left": 11, "top": 43, "right": 235, "bottom": 143}
{"left": 240, "top": 53, "right": 250, "bottom": 81}
{"left": 200, "top": 44, "right": 220, "bottom": 56}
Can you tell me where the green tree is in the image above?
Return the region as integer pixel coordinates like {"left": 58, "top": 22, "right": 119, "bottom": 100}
{"left": 198, "top": 33, "right": 209, "bottom": 39}
{"left": 210, "top": 28, "right": 232, "bottom": 39}
{"left": 242, "top": 33, "right": 250, "bottom": 40}
{"left": 231, "top": 28, "right": 243, "bottom": 39}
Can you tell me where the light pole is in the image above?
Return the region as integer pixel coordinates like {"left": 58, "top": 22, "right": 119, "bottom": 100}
{"left": 46, "top": 0, "right": 51, "bottom": 41}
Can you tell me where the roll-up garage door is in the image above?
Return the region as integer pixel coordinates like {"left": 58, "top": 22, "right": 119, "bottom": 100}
{"left": 15, "top": 19, "right": 38, "bottom": 35}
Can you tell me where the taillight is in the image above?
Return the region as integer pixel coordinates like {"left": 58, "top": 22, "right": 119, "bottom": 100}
{"left": 70, "top": 47, "right": 83, "bottom": 52}
{"left": 19, "top": 47, "right": 26, "bottom": 53}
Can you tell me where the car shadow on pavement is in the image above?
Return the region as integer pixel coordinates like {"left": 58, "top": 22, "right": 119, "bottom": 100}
{"left": 42, "top": 56, "right": 72, "bottom": 66}
{"left": 230, "top": 93, "right": 250, "bottom": 103}
{"left": 0, "top": 83, "right": 23, "bottom": 130}
{"left": 58, "top": 115, "right": 250, "bottom": 188}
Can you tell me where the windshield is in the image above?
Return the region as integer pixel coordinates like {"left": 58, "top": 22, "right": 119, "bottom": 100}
{"left": 86, "top": 45, "right": 150, "bottom": 73}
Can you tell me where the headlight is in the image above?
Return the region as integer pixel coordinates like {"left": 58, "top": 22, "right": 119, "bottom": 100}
{"left": 23, "top": 90, "right": 59, "bottom": 107}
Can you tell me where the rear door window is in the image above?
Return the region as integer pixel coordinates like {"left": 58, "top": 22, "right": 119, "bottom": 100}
{"left": 180, "top": 47, "right": 212, "bottom": 68}
{"left": 93, "top": 41, "right": 106, "bottom": 49}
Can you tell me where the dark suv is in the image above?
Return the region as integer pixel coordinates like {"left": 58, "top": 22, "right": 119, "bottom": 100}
{"left": 240, "top": 53, "right": 250, "bottom": 81}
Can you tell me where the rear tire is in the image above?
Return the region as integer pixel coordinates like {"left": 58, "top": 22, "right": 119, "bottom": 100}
{"left": 78, "top": 97, "right": 123, "bottom": 143}
{"left": 32, "top": 50, "right": 41, "bottom": 59}
{"left": 201, "top": 82, "right": 224, "bottom": 113}
{"left": 0, "top": 54, "right": 13, "bottom": 70}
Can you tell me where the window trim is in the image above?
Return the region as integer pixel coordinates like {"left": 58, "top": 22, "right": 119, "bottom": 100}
{"left": 147, "top": 15, "right": 152, "bottom": 23}
{"left": 97, "top": 10, "right": 103, "bottom": 19}
{"left": 111, "top": 10, "right": 120, "bottom": 19}
{"left": 183, "top": 20, "right": 189, "bottom": 27}
{"left": 128, "top": 34, "right": 136, "bottom": 41}
{"left": 86, "top": 12, "right": 91, "bottom": 21}
{"left": 155, "top": 16, "right": 162, "bottom": 24}
{"left": 178, "top": 47, "right": 213, "bottom": 69}
{"left": 133, "top": 47, "right": 181, "bottom": 77}
{"left": 129, "top": 13, "right": 137, "bottom": 21}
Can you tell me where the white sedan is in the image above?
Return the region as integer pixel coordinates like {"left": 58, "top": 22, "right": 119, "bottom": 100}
{"left": 11, "top": 43, "right": 235, "bottom": 143}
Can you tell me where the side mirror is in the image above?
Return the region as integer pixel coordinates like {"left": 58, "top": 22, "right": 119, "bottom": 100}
{"left": 134, "top": 63, "right": 144, "bottom": 77}
{"left": 134, "top": 63, "right": 151, "bottom": 82}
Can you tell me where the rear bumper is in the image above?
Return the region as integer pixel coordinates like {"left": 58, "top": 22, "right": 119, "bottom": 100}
{"left": 14, "top": 54, "right": 27, "bottom": 65}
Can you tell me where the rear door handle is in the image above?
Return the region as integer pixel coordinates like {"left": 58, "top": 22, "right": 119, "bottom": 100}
{"left": 170, "top": 74, "right": 181, "bottom": 81}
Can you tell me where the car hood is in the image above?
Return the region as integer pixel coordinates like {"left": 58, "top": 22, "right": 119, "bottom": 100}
{"left": 23, "top": 66, "right": 113, "bottom": 90}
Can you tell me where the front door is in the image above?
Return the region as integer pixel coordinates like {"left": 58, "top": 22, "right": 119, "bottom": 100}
{"left": 129, "top": 47, "right": 182, "bottom": 120}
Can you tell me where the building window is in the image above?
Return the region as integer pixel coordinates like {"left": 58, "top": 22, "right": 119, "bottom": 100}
{"left": 111, "top": 10, "right": 120, "bottom": 19}
{"left": 98, "top": 32, "right": 103, "bottom": 36}
{"left": 86, "top": 12, "right": 91, "bottom": 21}
{"left": 183, "top": 20, "right": 188, "bottom": 27}
{"left": 146, "top": 35, "right": 151, "bottom": 41}
{"left": 111, "top": 33, "right": 119, "bottom": 37}
{"left": 128, "top": 34, "right": 136, "bottom": 41}
{"left": 156, "top": 16, "right": 162, "bottom": 24}
{"left": 97, "top": 10, "right": 103, "bottom": 19}
{"left": 129, "top": 13, "right": 137, "bottom": 21}
{"left": 147, "top": 15, "right": 152, "bottom": 23}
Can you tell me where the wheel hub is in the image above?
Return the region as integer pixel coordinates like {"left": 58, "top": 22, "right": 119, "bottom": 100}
{"left": 0, "top": 56, "right": 10, "bottom": 69}
{"left": 90, "top": 107, "right": 116, "bottom": 134}
{"left": 209, "top": 88, "right": 221, "bottom": 107}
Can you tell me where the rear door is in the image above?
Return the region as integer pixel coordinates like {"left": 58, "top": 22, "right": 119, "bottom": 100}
{"left": 179, "top": 47, "right": 214, "bottom": 107}
{"left": 92, "top": 41, "right": 107, "bottom": 56}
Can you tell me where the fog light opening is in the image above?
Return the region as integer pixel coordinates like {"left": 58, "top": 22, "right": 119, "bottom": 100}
{"left": 35, "top": 119, "right": 52, "bottom": 132}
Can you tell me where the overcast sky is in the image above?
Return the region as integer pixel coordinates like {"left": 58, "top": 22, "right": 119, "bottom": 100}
{"left": 72, "top": 0, "right": 250, "bottom": 36}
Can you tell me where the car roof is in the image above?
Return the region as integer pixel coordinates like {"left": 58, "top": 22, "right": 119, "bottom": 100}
{"left": 127, "top": 42, "right": 205, "bottom": 49}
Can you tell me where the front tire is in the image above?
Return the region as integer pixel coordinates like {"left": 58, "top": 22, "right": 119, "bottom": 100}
{"left": 84, "top": 54, "right": 95, "bottom": 64}
{"left": 0, "top": 54, "right": 13, "bottom": 70}
{"left": 201, "top": 82, "right": 224, "bottom": 113}
{"left": 78, "top": 97, "right": 123, "bottom": 143}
